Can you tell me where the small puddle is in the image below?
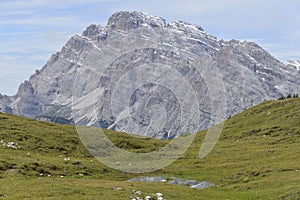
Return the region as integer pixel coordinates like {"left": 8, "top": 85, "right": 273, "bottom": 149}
{"left": 127, "top": 176, "right": 215, "bottom": 189}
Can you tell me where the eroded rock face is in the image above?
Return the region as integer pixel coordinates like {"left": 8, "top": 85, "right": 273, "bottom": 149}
{"left": 1, "top": 11, "right": 299, "bottom": 138}
{"left": 285, "top": 59, "right": 300, "bottom": 71}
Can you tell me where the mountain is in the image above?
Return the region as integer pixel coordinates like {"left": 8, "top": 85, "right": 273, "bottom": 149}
{"left": 0, "top": 11, "right": 299, "bottom": 139}
{"left": 284, "top": 59, "right": 300, "bottom": 71}
{"left": 0, "top": 98, "right": 300, "bottom": 199}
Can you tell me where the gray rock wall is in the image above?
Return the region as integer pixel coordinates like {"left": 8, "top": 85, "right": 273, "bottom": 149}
{"left": 1, "top": 11, "right": 299, "bottom": 138}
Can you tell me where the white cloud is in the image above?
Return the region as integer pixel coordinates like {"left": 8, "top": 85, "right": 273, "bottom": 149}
{"left": 0, "top": 14, "right": 86, "bottom": 28}
{"left": 272, "top": 51, "right": 300, "bottom": 61}
{"left": 114, "top": 0, "right": 262, "bottom": 16}
{"left": 0, "top": 58, "right": 41, "bottom": 95}
{"left": 0, "top": 0, "right": 117, "bottom": 9}
{"left": 286, "top": 30, "right": 300, "bottom": 40}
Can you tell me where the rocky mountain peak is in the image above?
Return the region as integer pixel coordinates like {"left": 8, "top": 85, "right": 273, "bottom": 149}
{"left": 0, "top": 11, "right": 299, "bottom": 139}
{"left": 168, "top": 20, "right": 204, "bottom": 32}
{"left": 106, "top": 11, "right": 167, "bottom": 31}
{"left": 82, "top": 24, "right": 103, "bottom": 39}
{"left": 17, "top": 80, "right": 34, "bottom": 96}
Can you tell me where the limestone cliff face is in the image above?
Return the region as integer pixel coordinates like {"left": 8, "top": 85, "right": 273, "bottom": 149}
{"left": 1, "top": 11, "right": 299, "bottom": 138}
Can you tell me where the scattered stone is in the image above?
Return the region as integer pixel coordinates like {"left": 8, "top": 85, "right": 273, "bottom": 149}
{"left": 114, "top": 187, "right": 124, "bottom": 191}
{"left": 64, "top": 157, "right": 70, "bottom": 161}
{"left": 145, "top": 195, "right": 152, "bottom": 200}
{"left": 156, "top": 193, "right": 163, "bottom": 197}
{"left": 132, "top": 190, "right": 142, "bottom": 196}
{"left": 1, "top": 140, "right": 21, "bottom": 149}
{"left": 190, "top": 182, "right": 216, "bottom": 189}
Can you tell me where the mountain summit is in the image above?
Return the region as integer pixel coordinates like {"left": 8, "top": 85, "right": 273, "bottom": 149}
{"left": 0, "top": 11, "right": 299, "bottom": 139}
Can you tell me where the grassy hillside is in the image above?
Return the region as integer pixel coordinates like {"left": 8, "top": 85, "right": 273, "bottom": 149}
{"left": 0, "top": 98, "right": 299, "bottom": 199}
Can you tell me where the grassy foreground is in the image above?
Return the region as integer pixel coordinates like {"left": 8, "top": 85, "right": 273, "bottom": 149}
{"left": 0, "top": 98, "right": 299, "bottom": 199}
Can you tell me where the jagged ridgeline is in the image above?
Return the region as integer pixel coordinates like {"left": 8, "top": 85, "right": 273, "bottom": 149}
{"left": 0, "top": 11, "right": 299, "bottom": 139}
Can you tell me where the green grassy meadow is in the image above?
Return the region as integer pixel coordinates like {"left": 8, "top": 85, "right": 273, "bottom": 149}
{"left": 0, "top": 98, "right": 299, "bottom": 199}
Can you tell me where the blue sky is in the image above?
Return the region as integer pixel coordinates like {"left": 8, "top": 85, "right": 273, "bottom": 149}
{"left": 1, "top": 0, "right": 300, "bottom": 95}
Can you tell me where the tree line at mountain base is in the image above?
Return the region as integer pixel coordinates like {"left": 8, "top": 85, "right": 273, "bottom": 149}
{"left": 278, "top": 93, "right": 299, "bottom": 100}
